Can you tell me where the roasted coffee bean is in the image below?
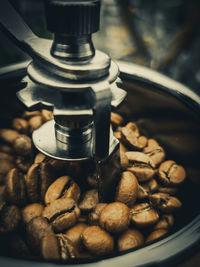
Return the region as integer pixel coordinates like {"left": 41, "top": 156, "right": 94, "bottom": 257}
{"left": 138, "top": 136, "right": 148, "bottom": 148}
{"left": 158, "top": 185, "right": 178, "bottom": 195}
{"left": 158, "top": 160, "right": 186, "bottom": 186}
{"left": 0, "top": 152, "right": 15, "bottom": 162}
{"left": 121, "top": 126, "right": 143, "bottom": 150}
{"left": 138, "top": 179, "right": 158, "bottom": 200}
{"left": 118, "top": 228, "right": 144, "bottom": 252}
{"left": 114, "top": 131, "right": 122, "bottom": 141}
{"left": 0, "top": 159, "right": 15, "bottom": 184}
{"left": 45, "top": 176, "right": 81, "bottom": 205}
{"left": 88, "top": 203, "right": 107, "bottom": 225}
{"left": 119, "top": 143, "right": 129, "bottom": 169}
{"left": 146, "top": 229, "right": 168, "bottom": 244}
{"left": 100, "top": 202, "right": 130, "bottom": 233}
{"left": 16, "top": 156, "right": 31, "bottom": 173}
{"left": 26, "top": 216, "right": 54, "bottom": 254}
{"left": 22, "top": 203, "right": 44, "bottom": 224}
{"left": 0, "top": 185, "right": 5, "bottom": 202}
{"left": 127, "top": 164, "right": 156, "bottom": 182}
{"left": 13, "top": 135, "right": 31, "bottom": 156}
{"left": 126, "top": 151, "right": 152, "bottom": 166}
{"left": 0, "top": 143, "right": 14, "bottom": 154}
{"left": 22, "top": 110, "right": 41, "bottom": 119}
{"left": 0, "top": 129, "right": 20, "bottom": 144}
{"left": 28, "top": 115, "right": 43, "bottom": 133}
{"left": 82, "top": 226, "right": 114, "bottom": 256}
{"left": 149, "top": 193, "right": 182, "bottom": 213}
{"left": 65, "top": 223, "right": 87, "bottom": 250}
{"left": 34, "top": 152, "right": 46, "bottom": 164}
{"left": 115, "top": 171, "right": 138, "bottom": 207}
{"left": 43, "top": 198, "right": 80, "bottom": 232}
{"left": 111, "top": 112, "right": 124, "bottom": 127}
{"left": 87, "top": 175, "right": 98, "bottom": 188}
{"left": 25, "top": 162, "right": 55, "bottom": 202}
{"left": 41, "top": 109, "right": 53, "bottom": 122}
{"left": 5, "top": 168, "right": 26, "bottom": 205}
{"left": 143, "top": 139, "right": 165, "bottom": 168}
{"left": 0, "top": 203, "right": 21, "bottom": 233}
{"left": 79, "top": 189, "right": 99, "bottom": 213}
{"left": 153, "top": 214, "right": 174, "bottom": 230}
{"left": 12, "top": 118, "right": 29, "bottom": 134}
{"left": 41, "top": 233, "right": 77, "bottom": 261}
{"left": 130, "top": 203, "right": 159, "bottom": 228}
{"left": 125, "top": 122, "right": 140, "bottom": 137}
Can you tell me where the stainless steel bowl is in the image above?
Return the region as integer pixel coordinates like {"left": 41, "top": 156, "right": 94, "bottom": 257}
{"left": 0, "top": 61, "right": 200, "bottom": 267}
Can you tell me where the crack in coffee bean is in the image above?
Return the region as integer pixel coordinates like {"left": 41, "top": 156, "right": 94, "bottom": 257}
{"left": 48, "top": 206, "right": 76, "bottom": 223}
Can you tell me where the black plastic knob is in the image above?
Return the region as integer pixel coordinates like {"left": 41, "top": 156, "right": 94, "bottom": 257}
{"left": 45, "top": 0, "right": 101, "bottom": 35}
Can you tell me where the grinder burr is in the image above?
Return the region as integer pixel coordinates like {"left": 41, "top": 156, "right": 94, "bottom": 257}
{"left": 0, "top": 0, "right": 126, "bottom": 162}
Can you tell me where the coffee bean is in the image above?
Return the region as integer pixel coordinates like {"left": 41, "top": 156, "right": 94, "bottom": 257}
{"left": 13, "top": 135, "right": 31, "bottom": 156}
{"left": 138, "top": 179, "right": 158, "bottom": 200}
{"left": 22, "top": 110, "right": 41, "bottom": 119}
{"left": 0, "top": 203, "right": 21, "bottom": 234}
{"left": 138, "top": 136, "right": 148, "bottom": 148}
{"left": 130, "top": 203, "right": 159, "bottom": 228}
{"left": 158, "top": 185, "right": 178, "bottom": 195}
{"left": 22, "top": 203, "right": 44, "bottom": 224}
{"left": 16, "top": 156, "right": 31, "bottom": 173}
{"left": 146, "top": 229, "right": 168, "bottom": 244}
{"left": 12, "top": 118, "right": 29, "bottom": 134}
{"left": 88, "top": 203, "right": 107, "bottom": 225}
{"left": 121, "top": 126, "right": 143, "bottom": 150}
{"left": 0, "top": 159, "right": 15, "bottom": 184}
{"left": 65, "top": 223, "right": 87, "bottom": 250}
{"left": 125, "top": 122, "right": 140, "bottom": 137}
{"left": 0, "top": 186, "right": 5, "bottom": 202}
{"left": 55, "top": 234, "right": 77, "bottom": 260}
{"left": 45, "top": 176, "right": 81, "bottom": 205}
{"left": 34, "top": 153, "right": 46, "bottom": 164}
{"left": 0, "top": 152, "right": 15, "bottom": 162}
{"left": 114, "top": 131, "right": 122, "bottom": 141}
{"left": 127, "top": 165, "right": 156, "bottom": 182}
{"left": 0, "top": 143, "right": 14, "bottom": 154}
{"left": 100, "top": 202, "right": 130, "bottom": 233}
{"left": 43, "top": 198, "right": 80, "bottom": 232}
{"left": 153, "top": 214, "right": 174, "bottom": 230}
{"left": 25, "top": 162, "right": 55, "bottom": 202}
{"left": 119, "top": 143, "right": 129, "bottom": 169}
{"left": 41, "top": 234, "right": 60, "bottom": 260}
{"left": 26, "top": 216, "right": 54, "bottom": 254}
{"left": 111, "top": 112, "right": 124, "bottom": 127}
{"left": 115, "top": 171, "right": 138, "bottom": 207}
{"left": 5, "top": 168, "right": 27, "bottom": 205}
{"left": 149, "top": 193, "right": 182, "bottom": 213}
{"left": 28, "top": 115, "right": 43, "bottom": 133}
{"left": 41, "top": 109, "right": 53, "bottom": 122}
{"left": 0, "top": 129, "right": 20, "bottom": 144}
{"left": 118, "top": 228, "right": 144, "bottom": 252}
{"left": 79, "top": 189, "right": 99, "bottom": 213}
{"left": 143, "top": 139, "right": 165, "bottom": 168}
{"left": 86, "top": 175, "right": 98, "bottom": 188}
{"left": 158, "top": 160, "right": 186, "bottom": 186}
{"left": 82, "top": 226, "right": 114, "bottom": 256}
{"left": 126, "top": 151, "right": 151, "bottom": 166}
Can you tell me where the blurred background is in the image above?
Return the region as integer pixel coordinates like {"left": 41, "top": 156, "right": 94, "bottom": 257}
{"left": 0, "top": 0, "right": 200, "bottom": 92}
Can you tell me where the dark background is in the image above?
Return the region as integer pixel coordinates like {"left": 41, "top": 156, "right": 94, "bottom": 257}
{"left": 0, "top": 0, "right": 200, "bottom": 93}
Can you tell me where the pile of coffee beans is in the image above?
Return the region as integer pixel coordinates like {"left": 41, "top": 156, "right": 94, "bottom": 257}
{"left": 0, "top": 110, "right": 186, "bottom": 262}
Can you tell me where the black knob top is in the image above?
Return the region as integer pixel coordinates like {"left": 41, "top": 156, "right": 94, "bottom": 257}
{"left": 45, "top": 0, "right": 101, "bottom": 35}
